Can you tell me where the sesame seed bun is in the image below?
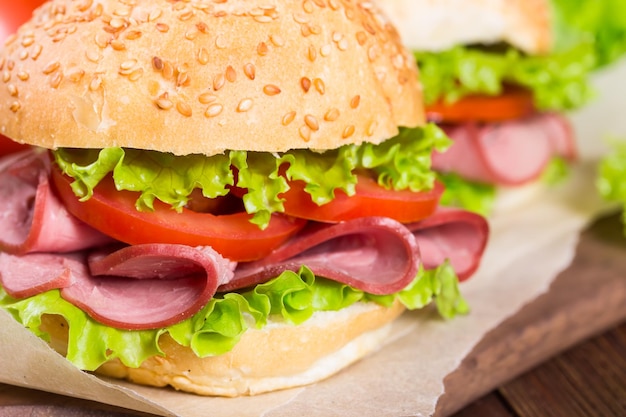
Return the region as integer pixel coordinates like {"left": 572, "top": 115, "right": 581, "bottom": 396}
{"left": 377, "top": 0, "right": 552, "bottom": 54}
{"left": 40, "top": 301, "right": 406, "bottom": 396}
{"left": 0, "top": 0, "right": 424, "bottom": 156}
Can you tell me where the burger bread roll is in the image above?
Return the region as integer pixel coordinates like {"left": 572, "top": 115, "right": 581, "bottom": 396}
{"left": 377, "top": 0, "right": 552, "bottom": 54}
{"left": 41, "top": 301, "right": 406, "bottom": 397}
{"left": 0, "top": 0, "right": 423, "bottom": 156}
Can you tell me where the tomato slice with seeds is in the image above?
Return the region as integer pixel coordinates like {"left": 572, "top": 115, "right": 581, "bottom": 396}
{"left": 426, "top": 86, "right": 535, "bottom": 124}
{"left": 51, "top": 166, "right": 307, "bottom": 262}
{"left": 280, "top": 175, "right": 444, "bottom": 224}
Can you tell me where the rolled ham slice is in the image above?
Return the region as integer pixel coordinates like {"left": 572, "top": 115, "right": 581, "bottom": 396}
{"left": 0, "top": 150, "right": 113, "bottom": 255}
{"left": 221, "top": 217, "right": 421, "bottom": 295}
{"left": 62, "top": 244, "right": 236, "bottom": 330}
{"left": 432, "top": 113, "right": 576, "bottom": 186}
{"left": 406, "top": 208, "right": 489, "bottom": 281}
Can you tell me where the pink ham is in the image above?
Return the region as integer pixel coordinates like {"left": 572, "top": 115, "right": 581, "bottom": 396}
{"left": 0, "top": 252, "right": 76, "bottom": 298}
{"left": 62, "top": 244, "right": 236, "bottom": 330}
{"left": 0, "top": 150, "right": 113, "bottom": 255}
{"left": 432, "top": 113, "right": 576, "bottom": 186}
{"left": 220, "top": 217, "right": 421, "bottom": 295}
{"left": 406, "top": 208, "right": 489, "bottom": 281}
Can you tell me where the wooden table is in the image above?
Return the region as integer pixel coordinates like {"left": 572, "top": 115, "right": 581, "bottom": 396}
{"left": 0, "top": 212, "right": 625, "bottom": 417}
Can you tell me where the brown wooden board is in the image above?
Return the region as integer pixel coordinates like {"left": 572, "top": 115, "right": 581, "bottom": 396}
{"left": 0, "top": 212, "right": 625, "bottom": 417}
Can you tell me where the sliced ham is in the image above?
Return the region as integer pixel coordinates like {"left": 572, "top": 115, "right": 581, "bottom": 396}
{"left": 0, "top": 252, "right": 77, "bottom": 298}
{"left": 62, "top": 244, "right": 236, "bottom": 330}
{"left": 0, "top": 150, "right": 113, "bottom": 255}
{"left": 432, "top": 113, "right": 576, "bottom": 186}
{"left": 406, "top": 208, "right": 489, "bottom": 281}
{"left": 220, "top": 217, "right": 421, "bottom": 295}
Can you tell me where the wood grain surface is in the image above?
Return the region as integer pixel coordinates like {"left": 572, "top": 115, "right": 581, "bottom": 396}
{"left": 0, "top": 212, "right": 625, "bottom": 417}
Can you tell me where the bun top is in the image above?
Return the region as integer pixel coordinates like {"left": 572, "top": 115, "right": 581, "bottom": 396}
{"left": 0, "top": 0, "right": 423, "bottom": 156}
{"left": 378, "top": 0, "right": 552, "bottom": 54}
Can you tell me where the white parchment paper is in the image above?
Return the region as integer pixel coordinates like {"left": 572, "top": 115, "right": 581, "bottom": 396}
{"left": 1, "top": 60, "right": 625, "bottom": 417}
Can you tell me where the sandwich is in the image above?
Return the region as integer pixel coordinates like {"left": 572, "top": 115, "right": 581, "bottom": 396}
{"left": 0, "top": 0, "right": 488, "bottom": 396}
{"left": 377, "top": 0, "right": 626, "bottom": 215}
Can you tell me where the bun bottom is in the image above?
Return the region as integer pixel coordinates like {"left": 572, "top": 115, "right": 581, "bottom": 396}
{"left": 41, "top": 301, "right": 405, "bottom": 396}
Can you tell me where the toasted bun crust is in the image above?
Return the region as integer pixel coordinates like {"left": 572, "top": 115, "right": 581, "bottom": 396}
{"left": 41, "top": 301, "right": 405, "bottom": 396}
{"left": 377, "top": 0, "right": 552, "bottom": 54}
{"left": 0, "top": 0, "right": 423, "bottom": 156}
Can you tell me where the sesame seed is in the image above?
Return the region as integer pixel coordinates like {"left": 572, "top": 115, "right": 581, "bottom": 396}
{"left": 243, "top": 63, "right": 256, "bottom": 80}
{"left": 198, "top": 47, "right": 209, "bottom": 65}
{"left": 89, "top": 75, "right": 102, "bottom": 91}
{"left": 307, "top": 45, "right": 316, "bottom": 61}
{"left": 254, "top": 15, "right": 272, "bottom": 23}
{"left": 17, "top": 71, "right": 29, "bottom": 81}
{"left": 215, "top": 35, "right": 227, "bottom": 49}
{"left": 313, "top": 78, "right": 325, "bottom": 94}
{"left": 110, "top": 40, "right": 126, "bottom": 51}
{"left": 109, "top": 17, "right": 127, "bottom": 29}
{"left": 304, "top": 115, "right": 319, "bottom": 131}
{"left": 329, "top": 0, "right": 340, "bottom": 10}
{"left": 7, "top": 84, "right": 18, "bottom": 97}
{"left": 94, "top": 32, "right": 110, "bottom": 48}
{"left": 198, "top": 92, "right": 217, "bottom": 104}
{"left": 301, "top": 77, "right": 311, "bottom": 93}
{"left": 282, "top": 111, "right": 296, "bottom": 126}
{"left": 156, "top": 23, "right": 169, "bottom": 33}
{"left": 177, "top": 72, "right": 190, "bottom": 87}
{"left": 342, "top": 125, "right": 355, "bottom": 139}
{"left": 324, "top": 108, "right": 340, "bottom": 122}
{"left": 2, "top": 71, "right": 10, "bottom": 83}
{"left": 177, "top": 102, "right": 193, "bottom": 117}
{"left": 301, "top": 24, "right": 312, "bottom": 37}
{"left": 293, "top": 12, "right": 309, "bottom": 24}
{"left": 125, "top": 30, "right": 142, "bottom": 40}
{"left": 213, "top": 73, "right": 226, "bottom": 91}
{"left": 270, "top": 34, "right": 285, "bottom": 47}
{"left": 368, "top": 45, "right": 379, "bottom": 61}
{"left": 43, "top": 61, "right": 60, "bottom": 75}
{"left": 310, "top": 25, "right": 322, "bottom": 35}
{"left": 367, "top": 120, "right": 378, "bottom": 136}
{"left": 350, "top": 95, "right": 361, "bottom": 109}
{"left": 129, "top": 68, "right": 144, "bottom": 81}
{"left": 152, "top": 56, "right": 164, "bottom": 71}
{"left": 225, "top": 65, "right": 236, "bottom": 82}
{"left": 205, "top": 103, "right": 223, "bottom": 118}
{"left": 263, "top": 84, "right": 281, "bottom": 96}
{"left": 50, "top": 72, "right": 63, "bottom": 89}
{"left": 86, "top": 50, "right": 101, "bottom": 63}
{"left": 303, "top": 0, "right": 315, "bottom": 13}
{"left": 356, "top": 31, "right": 368, "bottom": 46}
{"left": 237, "top": 98, "right": 253, "bottom": 112}
{"left": 21, "top": 37, "right": 35, "bottom": 48}
{"left": 337, "top": 38, "right": 348, "bottom": 51}
{"left": 257, "top": 42, "right": 269, "bottom": 56}
{"left": 157, "top": 61, "right": 171, "bottom": 80}
{"left": 299, "top": 125, "right": 311, "bottom": 142}
{"left": 31, "top": 44, "right": 43, "bottom": 60}
{"left": 156, "top": 97, "right": 174, "bottom": 110}
{"left": 185, "top": 27, "right": 199, "bottom": 40}
{"left": 6, "top": 60, "right": 14, "bottom": 71}
{"left": 197, "top": 22, "right": 209, "bottom": 33}
{"left": 9, "top": 101, "right": 21, "bottom": 113}
{"left": 149, "top": 9, "right": 163, "bottom": 21}
{"left": 67, "top": 69, "right": 85, "bottom": 83}
{"left": 120, "top": 59, "right": 137, "bottom": 71}
{"left": 0, "top": 58, "right": 4, "bottom": 71}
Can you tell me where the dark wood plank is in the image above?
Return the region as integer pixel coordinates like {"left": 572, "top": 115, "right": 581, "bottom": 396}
{"left": 500, "top": 322, "right": 626, "bottom": 417}
{"left": 452, "top": 393, "right": 516, "bottom": 417}
{"left": 436, "top": 212, "right": 626, "bottom": 416}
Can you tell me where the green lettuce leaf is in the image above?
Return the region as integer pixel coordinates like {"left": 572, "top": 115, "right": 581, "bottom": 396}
{"left": 0, "top": 262, "right": 467, "bottom": 372}
{"left": 417, "top": 43, "right": 596, "bottom": 110}
{"left": 598, "top": 139, "right": 626, "bottom": 232}
{"left": 417, "top": 0, "right": 626, "bottom": 110}
{"left": 437, "top": 173, "right": 496, "bottom": 216}
{"left": 53, "top": 125, "right": 449, "bottom": 229}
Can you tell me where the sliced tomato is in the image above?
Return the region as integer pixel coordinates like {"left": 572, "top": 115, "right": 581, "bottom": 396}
{"left": 0, "top": 0, "right": 45, "bottom": 156}
{"left": 51, "top": 166, "right": 307, "bottom": 262}
{"left": 0, "top": 0, "right": 46, "bottom": 42}
{"left": 426, "top": 86, "right": 535, "bottom": 124}
{"left": 280, "top": 175, "right": 444, "bottom": 224}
